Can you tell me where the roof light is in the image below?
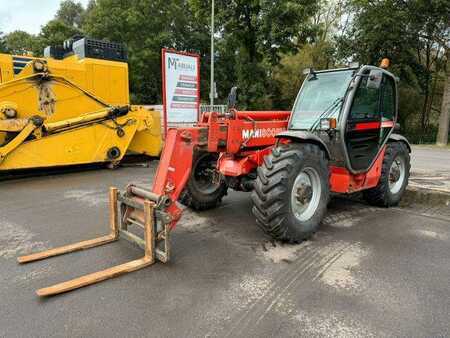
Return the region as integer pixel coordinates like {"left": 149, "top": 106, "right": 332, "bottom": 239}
{"left": 380, "top": 58, "right": 390, "bottom": 69}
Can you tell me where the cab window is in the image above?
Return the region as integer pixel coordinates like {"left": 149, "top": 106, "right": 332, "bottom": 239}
{"left": 380, "top": 75, "right": 396, "bottom": 142}
{"left": 381, "top": 75, "right": 395, "bottom": 121}
{"left": 349, "top": 75, "right": 381, "bottom": 121}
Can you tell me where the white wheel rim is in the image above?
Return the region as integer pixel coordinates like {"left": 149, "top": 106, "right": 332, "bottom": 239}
{"left": 290, "top": 167, "right": 322, "bottom": 222}
{"left": 389, "top": 155, "right": 406, "bottom": 194}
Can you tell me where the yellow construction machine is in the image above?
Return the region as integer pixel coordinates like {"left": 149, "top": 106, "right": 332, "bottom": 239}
{"left": 0, "top": 37, "right": 162, "bottom": 173}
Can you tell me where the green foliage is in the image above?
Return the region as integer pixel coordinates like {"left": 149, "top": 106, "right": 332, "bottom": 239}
{"left": 81, "top": 0, "right": 321, "bottom": 106}
{"left": 56, "top": 0, "right": 86, "bottom": 28}
{"left": 33, "top": 20, "right": 83, "bottom": 56}
{"left": 0, "top": 0, "right": 447, "bottom": 143}
{"left": 82, "top": 0, "right": 211, "bottom": 103}
{"left": 2, "top": 30, "right": 38, "bottom": 55}
{"left": 0, "top": 32, "right": 8, "bottom": 53}
{"left": 272, "top": 49, "right": 312, "bottom": 110}
{"left": 212, "top": 0, "right": 319, "bottom": 109}
{"left": 1, "top": 4, "right": 83, "bottom": 57}
{"left": 337, "top": 0, "right": 450, "bottom": 141}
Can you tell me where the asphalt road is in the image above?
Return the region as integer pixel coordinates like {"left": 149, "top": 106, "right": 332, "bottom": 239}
{"left": 1, "top": 163, "right": 449, "bottom": 337}
{"left": 411, "top": 145, "right": 450, "bottom": 173}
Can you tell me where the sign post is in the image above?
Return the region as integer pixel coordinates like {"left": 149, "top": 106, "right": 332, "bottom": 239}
{"left": 162, "top": 49, "right": 200, "bottom": 135}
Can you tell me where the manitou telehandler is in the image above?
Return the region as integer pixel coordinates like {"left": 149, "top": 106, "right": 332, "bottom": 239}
{"left": 19, "top": 59, "right": 411, "bottom": 296}
{"left": 0, "top": 37, "right": 162, "bottom": 174}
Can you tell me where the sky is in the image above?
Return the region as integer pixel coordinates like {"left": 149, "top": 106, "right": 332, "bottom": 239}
{"left": 0, "top": 0, "right": 90, "bottom": 35}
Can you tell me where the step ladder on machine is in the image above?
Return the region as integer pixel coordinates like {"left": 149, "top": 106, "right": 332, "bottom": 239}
{"left": 18, "top": 186, "right": 171, "bottom": 297}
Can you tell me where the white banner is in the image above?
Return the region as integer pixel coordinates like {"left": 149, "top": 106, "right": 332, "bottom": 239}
{"left": 162, "top": 49, "right": 200, "bottom": 125}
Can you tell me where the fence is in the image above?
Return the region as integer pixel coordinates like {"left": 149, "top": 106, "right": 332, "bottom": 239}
{"left": 199, "top": 104, "right": 228, "bottom": 115}
{"left": 144, "top": 105, "right": 230, "bottom": 139}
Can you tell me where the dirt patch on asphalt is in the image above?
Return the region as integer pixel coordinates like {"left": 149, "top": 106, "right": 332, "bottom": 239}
{"left": 238, "top": 275, "right": 272, "bottom": 307}
{"left": 0, "top": 219, "right": 47, "bottom": 259}
{"left": 294, "top": 310, "right": 376, "bottom": 337}
{"left": 319, "top": 243, "right": 369, "bottom": 291}
{"left": 260, "top": 241, "right": 310, "bottom": 263}
{"left": 64, "top": 189, "right": 108, "bottom": 207}
{"left": 177, "top": 209, "right": 211, "bottom": 232}
{"left": 414, "top": 229, "right": 448, "bottom": 241}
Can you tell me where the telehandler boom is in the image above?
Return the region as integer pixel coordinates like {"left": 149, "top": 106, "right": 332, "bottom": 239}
{"left": 19, "top": 61, "right": 411, "bottom": 297}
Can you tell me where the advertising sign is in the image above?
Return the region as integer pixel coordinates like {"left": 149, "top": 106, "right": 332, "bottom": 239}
{"left": 162, "top": 49, "right": 200, "bottom": 132}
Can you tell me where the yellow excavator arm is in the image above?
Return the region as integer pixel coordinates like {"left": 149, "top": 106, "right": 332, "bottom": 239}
{"left": 0, "top": 37, "right": 162, "bottom": 173}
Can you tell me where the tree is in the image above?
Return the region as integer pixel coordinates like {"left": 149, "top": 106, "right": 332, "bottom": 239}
{"left": 269, "top": 0, "right": 347, "bottom": 110}
{"left": 82, "top": 0, "right": 221, "bottom": 104}
{"left": 3, "top": 30, "right": 38, "bottom": 55}
{"left": 436, "top": 49, "right": 449, "bottom": 145}
{"left": 272, "top": 49, "right": 312, "bottom": 110}
{"left": 272, "top": 43, "right": 337, "bottom": 110}
{"left": 0, "top": 32, "right": 7, "bottom": 53}
{"left": 213, "top": 0, "right": 319, "bottom": 109}
{"left": 407, "top": 0, "right": 449, "bottom": 133}
{"left": 337, "top": 0, "right": 450, "bottom": 142}
{"left": 56, "top": 0, "right": 86, "bottom": 28}
{"left": 80, "top": 0, "right": 320, "bottom": 106}
{"left": 33, "top": 20, "right": 83, "bottom": 56}
{"left": 83, "top": 0, "right": 195, "bottom": 103}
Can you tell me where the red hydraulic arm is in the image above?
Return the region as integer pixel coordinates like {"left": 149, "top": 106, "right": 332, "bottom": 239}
{"left": 126, "top": 110, "right": 291, "bottom": 230}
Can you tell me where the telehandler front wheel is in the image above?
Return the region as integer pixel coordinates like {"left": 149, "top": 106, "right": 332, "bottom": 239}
{"left": 179, "top": 152, "right": 228, "bottom": 211}
{"left": 252, "top": 143, "right": 329, "bottom": 243}
{"left": 363, "top": 141, "right": 410, "bottom": 207}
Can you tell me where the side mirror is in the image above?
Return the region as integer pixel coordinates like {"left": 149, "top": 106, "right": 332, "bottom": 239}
{"left": 366, "top": 69, "right": 383, "bottom": 90}
{"left": 302, "top": 67, "right": 317, "bottom": 80}
{"left": 227, "top": 86, "right": 238, "bottom": 109}
{"left": 302, "top": 68, "right": 313, "bottom": 75}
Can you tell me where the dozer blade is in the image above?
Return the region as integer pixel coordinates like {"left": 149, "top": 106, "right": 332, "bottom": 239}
{"left": 18, "top": 187, "right": 165, "bottom": 297}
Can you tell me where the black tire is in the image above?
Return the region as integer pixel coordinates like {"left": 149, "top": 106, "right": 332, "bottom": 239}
{"left": 363, "top": 141, "right": 410, "bottom": 207}
{"left": 251, "top": 143, "right": 330, "bottom": 243}
{"left": 179, "top": 152, "right": 228, "bottom": 210}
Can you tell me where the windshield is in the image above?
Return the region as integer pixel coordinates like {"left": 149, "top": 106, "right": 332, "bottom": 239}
{"left": 290, "top": 70, "right": 354, "bottom": 129}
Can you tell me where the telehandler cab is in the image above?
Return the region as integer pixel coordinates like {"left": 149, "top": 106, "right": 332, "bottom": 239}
{"left": 19, "top": 60, "right": 411, "bottom": 296}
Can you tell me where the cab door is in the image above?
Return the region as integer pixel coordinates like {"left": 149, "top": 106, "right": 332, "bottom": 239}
{"left": 344, "top": 70, "right": 397, "bottom": 172}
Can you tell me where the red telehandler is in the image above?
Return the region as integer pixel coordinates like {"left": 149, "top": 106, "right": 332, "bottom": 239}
{"left": 19, "top": 61, "right": 411, "bottom": 296}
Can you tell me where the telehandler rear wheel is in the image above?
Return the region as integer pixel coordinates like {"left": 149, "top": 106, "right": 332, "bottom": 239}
{"left": 363, "top": 141, "right": 410, "bottom": 207}
{"left": 180, "top": 152, "right": 228, "bottom": 210}
{"left": 252, "top": 143, "right": 329, "bottom": 243}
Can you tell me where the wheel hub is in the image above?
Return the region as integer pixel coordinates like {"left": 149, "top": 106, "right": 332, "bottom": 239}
{"left": 388, "top": 156, "right": 406, "bottom": 194}
{"left": 296, "top": 184, "right": 313, "bottom": 204}
{"left": 390, "top": 161, "right": 401, "bottom": 183}
{"left": 191, "top": 154, "right": 221, "bottom": 194}
{"left": 291, "top": 167, "right": 322, "bottom": 222}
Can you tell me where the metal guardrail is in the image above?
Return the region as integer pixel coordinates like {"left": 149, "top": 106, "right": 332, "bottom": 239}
{"left": 200, "top": 104, "right": 227, "bottom": 114}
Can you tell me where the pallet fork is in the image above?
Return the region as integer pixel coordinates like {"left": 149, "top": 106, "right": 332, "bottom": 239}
{"left": 18, "top": 110, "right": 292, "bottom": 297}
{"left": 18, "top": 187, "right": 170, "bottom": 297}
